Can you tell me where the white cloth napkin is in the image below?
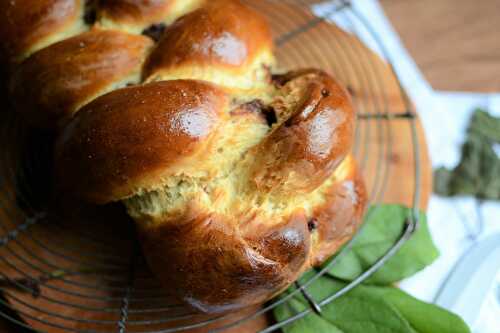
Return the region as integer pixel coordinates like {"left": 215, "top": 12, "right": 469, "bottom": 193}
{"left": 313, "top": 1, "right": 500, "bottom": 332}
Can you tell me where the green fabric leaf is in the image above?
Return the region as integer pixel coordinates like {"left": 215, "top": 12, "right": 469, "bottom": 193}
{"left": 434, "top": 108, "right": 500, "bottom": 200}
{"left": 326, "top": 204, "right": 439, "bottom": 284}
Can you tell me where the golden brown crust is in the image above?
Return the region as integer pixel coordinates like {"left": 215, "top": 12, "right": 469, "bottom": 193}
{"left": 9, "top": 29, "right": 154, "bottom": 129}
{"left": 137, "top": 210, "right": 310, "bottom": 313}
{"left": 136, "top": 159, "right": 365, "bottom": 313}
{"left": 97, "top": 0, "right": 204, "bottom": 33}
{"left": 311, "top": 157, "right": 367, "bottom": 265}
{"left": 251, "top": 69, "right": 355, "bottom": 194}
{"left": 143, "top": 0, "right": 273, "bottom": 83}
{"left": 0, "top": 0, "right": 85, "bottom": 66}
{"left": 98, "top": 0, "right": 172, "bottom": 26}
{"left": 55, "top": 80, "right": 228, "bottom": 204}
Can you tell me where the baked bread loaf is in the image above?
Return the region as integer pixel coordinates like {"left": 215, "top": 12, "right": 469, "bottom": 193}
{"left": 3, "top": 0, "right": 366, "bottom": 313}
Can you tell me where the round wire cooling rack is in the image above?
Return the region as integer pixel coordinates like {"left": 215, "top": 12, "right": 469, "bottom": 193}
{"left": 0, "top": 1, "right": 424, "bottom": 332}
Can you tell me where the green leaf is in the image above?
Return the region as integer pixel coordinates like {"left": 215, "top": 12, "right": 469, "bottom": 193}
{"left": 468, "top": 108, "right": 500, "bottom": 142}
{"left": 319, "top": 291, "right": 415, "bottom": 333}
{"left": 274, "top": 297, "right": 344, "bottom": 333}
{"left": 434, "top": 108, "right": 500, "bottom": 200}
{"left": 274, "top": 275, "right": 471, "bottom": 333}
{"left": 326, "top": 204, "right": 439, "bottom": 284}
{"left": 275, "top": 275, "right": 414, "bottom": 333}
{"left": 364, "top": 286, "right": 471, "bottom": 333}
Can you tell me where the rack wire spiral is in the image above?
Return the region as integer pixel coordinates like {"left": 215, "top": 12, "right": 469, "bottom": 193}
{"left": 0, "top": 0, "right": 422, "bottom": 332}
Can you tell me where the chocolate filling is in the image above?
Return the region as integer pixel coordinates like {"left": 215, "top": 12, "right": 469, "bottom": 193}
{"left": 264, "top": 106, "right": 278, "bottom": 127}
{"left": 84, "top": 0, "right": 97, "bottom": 25}
{"left": 307, "top": 218, "right": 318, "bottom": 231}
{"left": 271, "top": 73, "right": 289, "bottom": 87}
{"left": 262, "top": 106, "right": 278, "bottom": 127}
{"left": 142, "top": 23, "right": 167, "bottom": 42}
{"left": 236, "top": 100, "right": 277, "bottom": 127}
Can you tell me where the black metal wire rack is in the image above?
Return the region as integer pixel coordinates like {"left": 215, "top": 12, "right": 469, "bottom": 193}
{"left": 0, "top": 0, "right": 423, "bottom": 332}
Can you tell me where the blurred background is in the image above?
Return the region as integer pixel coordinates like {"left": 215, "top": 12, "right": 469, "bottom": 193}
{"left": 374, "top": 1, "right": 500, "bottom": 332}
{"left": 381, "top": 0, "right": 500, "bottom": 92}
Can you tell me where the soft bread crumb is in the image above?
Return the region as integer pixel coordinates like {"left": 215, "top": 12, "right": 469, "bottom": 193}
{"left": 125, "top": 74, "right": 356, "bottom": 227}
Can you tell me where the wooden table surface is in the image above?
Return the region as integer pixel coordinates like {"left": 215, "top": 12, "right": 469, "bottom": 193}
{"left": 380, "top": 0, "right": 500, "bottom": 92}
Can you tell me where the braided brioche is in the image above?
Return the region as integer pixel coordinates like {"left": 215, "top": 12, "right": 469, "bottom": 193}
{"left": 3, "top": 0, "right": 366, "bottom": 313}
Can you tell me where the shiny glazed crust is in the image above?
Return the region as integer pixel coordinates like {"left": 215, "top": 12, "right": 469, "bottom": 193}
{"left": 0, "top": 0, "right": 86, "bottom": 66}
{"left": 98, "top": 0, "right": 205, "bottom": 33}
{"left": 55, "top": 80, "right": 228, "bottom": 203}
{"left": 143, "top": 0, "right": 275, "bottom": 89}
{"left": 9, "top": 29, "right": 153, "bottom": 128}
{"left": 3, "top": 0, "right": 367, "bottom": 313}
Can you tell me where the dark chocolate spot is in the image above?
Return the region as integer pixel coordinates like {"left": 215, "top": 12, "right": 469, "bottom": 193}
{"left": 272, "top": 74, "right": 288, "bottom": 87}
{"left": 307, "top": 218, "right": 318, "bottom": 231}
{"left": 125, "top": 82, "right": 136, "bottom": 87}
{"left": 263, "top": 106, "right": 277, "bottom": 127}
{"left": 84, "top": 0, "right": 97, "bottom": 25}
{"left": 142, "top": 23, "right": 167, "bottom": 42}
{"left": 238, "top": 100, "right": 277, "bottom": 127}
